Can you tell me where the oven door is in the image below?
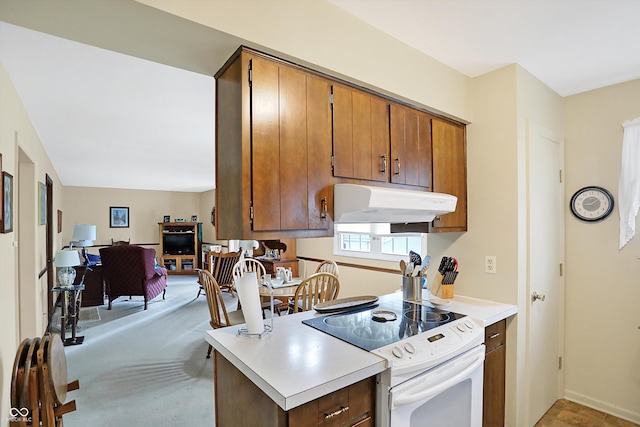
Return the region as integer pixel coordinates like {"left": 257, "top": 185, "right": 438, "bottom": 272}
{"left": 388, "top": 344, "right": 485, "bottom": 427}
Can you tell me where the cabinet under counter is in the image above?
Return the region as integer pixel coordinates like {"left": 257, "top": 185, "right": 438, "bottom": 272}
{"left": 215, "top": 351, "right": 376, "bottom": 427}
{"left": 205, "top": 310, "right": 386, "bottom": 417}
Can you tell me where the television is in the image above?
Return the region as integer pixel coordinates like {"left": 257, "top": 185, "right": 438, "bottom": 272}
{"left": 163, "top": 233, "right": 195, "bottom": 255}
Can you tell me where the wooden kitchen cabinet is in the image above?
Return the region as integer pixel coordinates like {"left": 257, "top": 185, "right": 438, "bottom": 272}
{"left": 431, "top": 117, "right": 467, "bottom": 232}
{"left": 332, "top": 84, "right": 389, "bottom": 182}
{"left": 389, "top": 103, "right": 433, "bottom": 188}
{"left": 483, "top": 319, "right": 506, "bottom": 427}
{"left": 215, "top": 47, "right": 333, "bottom": 240}
{"left": 214, "top": 351, "right": 375, "bottom": 426}
{"left": 216, "top": 46, "right": 468, "bottom": 239}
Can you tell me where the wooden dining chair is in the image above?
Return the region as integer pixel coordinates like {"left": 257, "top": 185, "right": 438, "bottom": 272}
{"left": 288, "top": 272, "right": 340, "bottom": 313}
{"left": 315, "top": 259, "right": 339, "bottom": 279}
{"left": 232, "top": 258, "right": 283, "bottom": 317}
{"left": 197, "top": 251, "right": 242, "bottom": 298}
{"left": 198, "top": 269, "right": 245, "bottom": 358}
{"left": 232, "top": 258, "right": 266, "bottom": 280}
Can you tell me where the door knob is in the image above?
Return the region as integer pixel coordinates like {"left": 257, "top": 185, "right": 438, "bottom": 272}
{"left": 531, "top": 291, "right": 546, "bottom": 302}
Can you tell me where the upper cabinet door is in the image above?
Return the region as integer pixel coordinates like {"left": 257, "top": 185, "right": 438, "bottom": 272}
{"left": 278, "top": 65, "right": 309, "bottom": 230}
{"left": 332, "top": 85, "right": 388, "bottom": 182}
{"left": 370, "top": 96, "right": 390, "bottom": 182}
{"left": 307, "top": 75, "right": 333, "bottom": 230}
{"left": 390, "top": 104, "right": 432, "bottom": 188}
{"left": 251, "top": 57, "right": 281, "bottom": 231}
{"left": 332, "top": 84, "right": 354, "bottom": 179}
{"left": 390, "top": 104, "right": 406, "bottom": 184}
{"left": 352, "top": 90, "right": 373, "bottom": 180}
{"left": 251, "top": 57, "right": 310, "bottom": 231}
{"left": 431, "top": 118, "right": 467, "bottom": 232}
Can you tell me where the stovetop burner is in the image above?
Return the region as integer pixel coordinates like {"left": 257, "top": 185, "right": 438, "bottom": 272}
{"left": 403, "top": 308, "right": 451, "bottom": 323}
{"left": 302, "top": 295, "right": 466, "bottom": 351}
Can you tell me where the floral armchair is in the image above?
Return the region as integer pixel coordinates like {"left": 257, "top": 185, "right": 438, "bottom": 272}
{"left": 99, "top": 245, "right": 168, "bottom": 310}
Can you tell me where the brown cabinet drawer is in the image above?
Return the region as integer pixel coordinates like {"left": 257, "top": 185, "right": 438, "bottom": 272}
{"left": 317, "top": 386, "right": 350, "bottom": 426}
{"left": 288, "top": 377, "right": 375, "bottom": 427}
{"left": 485, "top": 320, "right": 506, "bottom": 353}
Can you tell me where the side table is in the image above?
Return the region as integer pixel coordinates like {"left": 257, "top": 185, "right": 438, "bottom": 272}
{"left": 73, "top": 263, "right": 105, "bottom": 307}
{"left": 52, "top": 284, "right": 85, "bottom": 346}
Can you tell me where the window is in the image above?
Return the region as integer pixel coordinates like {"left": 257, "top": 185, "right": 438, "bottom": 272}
{"left": 333, "top": 223, "right": 427, "bottom": 262}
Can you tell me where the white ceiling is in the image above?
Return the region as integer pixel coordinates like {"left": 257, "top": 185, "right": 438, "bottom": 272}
{"left": 2, "top": 0, "right": 640, "bottom": 192}
{"left": 329, "top": 0, "right": 640, "bottom": 97}
{"left": 0, "top": 22, "right": 216, "bottom": 192}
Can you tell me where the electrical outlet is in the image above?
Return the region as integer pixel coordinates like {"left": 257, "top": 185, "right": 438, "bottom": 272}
{"left": 485, "top": 256, "right": 496, "bottom": 274}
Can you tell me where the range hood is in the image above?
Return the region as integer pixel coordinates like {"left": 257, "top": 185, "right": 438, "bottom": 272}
{"left": 334, "top": 184, "right": 457, "bottom": 224}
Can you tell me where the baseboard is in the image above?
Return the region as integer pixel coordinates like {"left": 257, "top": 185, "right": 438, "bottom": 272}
{"left": 563, "top": 389, "right": 640, "bottom": 425}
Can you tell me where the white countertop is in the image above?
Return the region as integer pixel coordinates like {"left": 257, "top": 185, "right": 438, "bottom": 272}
{"left": 205, "top": 292, "right": 516, "bottom": 411}
{"left": 205, "top": 309, "right": 386, "bottom": 411}
{"left": 429, "top": 294, "right": 518, "bottom": 326}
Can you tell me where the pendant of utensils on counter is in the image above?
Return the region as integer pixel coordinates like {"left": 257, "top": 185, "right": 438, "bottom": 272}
{"left": 400, "top": 251, "right": 431, "bottom": 277}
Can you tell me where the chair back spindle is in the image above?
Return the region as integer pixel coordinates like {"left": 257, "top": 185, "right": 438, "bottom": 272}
{"left": 290, "top": 272, "right": 340, "bottom": 313}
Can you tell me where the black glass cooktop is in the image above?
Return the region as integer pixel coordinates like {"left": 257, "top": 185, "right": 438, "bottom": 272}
{"left": 302, "top": 295, "right": 466, "bottom": 351}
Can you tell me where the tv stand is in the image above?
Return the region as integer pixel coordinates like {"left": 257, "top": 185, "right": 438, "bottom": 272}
{"left": 158, "top": 222, "right": 202, "bottom": 275}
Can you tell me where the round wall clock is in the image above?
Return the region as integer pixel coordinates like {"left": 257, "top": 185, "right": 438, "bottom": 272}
{"left": 569, "top": 186, "right": 614, "bottom": 222}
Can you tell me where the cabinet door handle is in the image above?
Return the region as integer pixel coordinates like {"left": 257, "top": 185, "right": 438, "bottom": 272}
{"left": 489, "top": 332, "right": 500, "bottom": 339}
{"left": 394, "top": 158, "right": 400, "bottom": 175}
{"left": 320, "top": 197, "right": 327, "bottom": 220}
{"left": 325, "top": 406, "right": 349, "bottom": 419}
{"left": 380, "top": 155, "right": 387, "bottom": 174}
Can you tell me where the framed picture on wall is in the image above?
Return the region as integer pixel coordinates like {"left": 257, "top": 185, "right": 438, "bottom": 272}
{"left": 38, "top": 181, "right": 46, "bottom": 225}
{"left": 2, "top": 171, "right": 14, "bottom": 233}
{"left": 58, "top": 210, "right": 63, "bottom": 233}
{"left": 110, "top": 206, "right": 129, "bottom": 228}
{"left": 191, "top": 215, "right": 197, "bottom": 222}
{"left": 163, "top": 215, "right": 170, "bottom": 222}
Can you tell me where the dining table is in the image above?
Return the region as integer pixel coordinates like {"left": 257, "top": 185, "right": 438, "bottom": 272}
{"left": 258, "top": 279, "right": 302, "bottom": 309}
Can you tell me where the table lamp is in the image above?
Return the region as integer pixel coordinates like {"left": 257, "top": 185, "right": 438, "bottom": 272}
{"left": 54, "top": 249, "right": 81, "bottom": 288}
{"left": 71, "top": 223, "right": 96, "bottom": 248}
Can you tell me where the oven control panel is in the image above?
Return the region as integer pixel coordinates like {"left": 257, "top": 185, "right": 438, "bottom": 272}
{"left": 371, "top": 316, "right": 484, "bottom": 377}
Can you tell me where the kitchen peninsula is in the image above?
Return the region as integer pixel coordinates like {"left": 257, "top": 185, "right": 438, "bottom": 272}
{"left": 205, "top": 293, "right": 517, "bottom": 427}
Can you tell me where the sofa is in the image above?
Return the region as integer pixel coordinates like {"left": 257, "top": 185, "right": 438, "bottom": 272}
{"left": 99, "top": 245, "right": 168, "bottom": 310}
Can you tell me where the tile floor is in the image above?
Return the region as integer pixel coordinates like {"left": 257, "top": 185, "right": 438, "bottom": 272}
{"left": 535, "top": 399, "right": 639, "bottom": 427}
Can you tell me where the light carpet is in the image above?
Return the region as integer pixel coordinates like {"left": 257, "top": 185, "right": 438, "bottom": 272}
{"left": 62, "top": 276, "right": 240, "bottom": 427}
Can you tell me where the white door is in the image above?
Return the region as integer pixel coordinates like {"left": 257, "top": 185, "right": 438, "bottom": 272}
{"left": 528, "top": 122, "right": 564, "bottom": 425}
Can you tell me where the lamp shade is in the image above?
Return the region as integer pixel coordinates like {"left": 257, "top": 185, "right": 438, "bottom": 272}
{"left": 54, "top": 249, "right": 81, "bottom": 267}
{"left": 72, "top": 224, "right": 96, "bottom": 247}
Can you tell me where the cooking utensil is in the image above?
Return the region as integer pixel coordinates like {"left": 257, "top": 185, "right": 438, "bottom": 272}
{"left": 409, "top": 250, "right": 422, "bottom": 267}
{"left": 405, "top": 262, "right": 414, "bottom": 276}
{"left": 419, "top": 255, "right": 431, "bottom": 275}
{"left": 400, "top": 260, "right": 406, "bottom": 276}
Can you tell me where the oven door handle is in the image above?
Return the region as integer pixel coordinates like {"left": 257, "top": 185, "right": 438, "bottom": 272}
{"left": 392, "top": 351, "right": 484, "bottom": 408}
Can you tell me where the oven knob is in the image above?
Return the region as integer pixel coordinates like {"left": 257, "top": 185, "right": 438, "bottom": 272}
{"left": 391, "top": 346, "right": 404, "bottom": 359}
{"left": 456, "top": 324, "right": 467, "bottom": 333}
{"left": 403, "top": 342, "right": 416, "bottom": 354}
{"left": 464, "top": 320, "right": 474, "bottom": 329}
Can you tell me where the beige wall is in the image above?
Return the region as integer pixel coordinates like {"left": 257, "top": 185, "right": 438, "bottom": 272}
{"left": 62, "top": 187, "right": 205, "bottom": 254}
{"left": 0, "top": 62, "right": 64, "bottom": 422}
{"left": 564, "top": 80, "right": 640, "bottom": 422}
